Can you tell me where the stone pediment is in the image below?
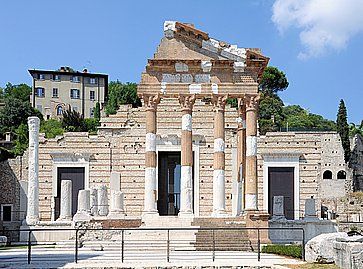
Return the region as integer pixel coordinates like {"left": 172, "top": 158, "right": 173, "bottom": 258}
{"left": 138, "top": 21, "right": 269, "bottom": 98}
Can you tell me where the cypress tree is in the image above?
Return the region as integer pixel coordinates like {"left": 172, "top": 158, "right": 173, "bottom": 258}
{"left": 336, "top": 99, "right": 351, "bottom": 162}
{"left": 94, "top": 102, "right": 101, "bottom": 121}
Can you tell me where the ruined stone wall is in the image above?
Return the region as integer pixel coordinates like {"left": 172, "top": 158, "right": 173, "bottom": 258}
{"left": 0, "top": 151, "right": 28, "bottom": 222}
{"left": 350, "top": 134, "right": 363, "bottom": 191}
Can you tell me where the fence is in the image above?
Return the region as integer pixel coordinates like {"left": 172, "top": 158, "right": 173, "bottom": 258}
{"left": 0, "top": 227, "right": 305, "bottom": 265}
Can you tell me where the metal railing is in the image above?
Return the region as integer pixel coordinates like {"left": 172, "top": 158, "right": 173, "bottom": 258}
{"left": 0, "top": 227, "right": 305, "bottom": 265}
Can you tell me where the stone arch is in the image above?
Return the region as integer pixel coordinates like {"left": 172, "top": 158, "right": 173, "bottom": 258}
{"left": 56, "top": 105, "right": 63, "bottom": 116}
{"left": 323, "top": 170, "right": 333, "bottom": 179}
{"left": 337, "top": 170, "right": 346, "bottom": 179}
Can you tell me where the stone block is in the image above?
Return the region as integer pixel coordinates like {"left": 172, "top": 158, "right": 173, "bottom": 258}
{"left": 110, "top": 172, "right": 121, "bottom": 191}
{"left": 306, "top": 232, "right": 348, "bottom": 263}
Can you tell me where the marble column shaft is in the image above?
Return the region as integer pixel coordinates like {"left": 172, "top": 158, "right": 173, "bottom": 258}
{"left": 245, "top": 95, "right": 259, "bottom": 210}
{"left": 179, "top": 94, "right": 195, "bottom": 216}
{"left": 237, "top": 98, "right": 246, "bottom": 211}
{"left": 98, "top": 185, "right": 109, "bottom": 216}
{"left": 212, "top": 95, "right": 227, "bottom": 216}
{"left": 143, "top": 94, "right": 160, "bottom": 214}
{"left": 26, "top": 116, "right": 40, "bottom": 225}
{"left": 58, "top": 180, "right": 72, "bottom": 221}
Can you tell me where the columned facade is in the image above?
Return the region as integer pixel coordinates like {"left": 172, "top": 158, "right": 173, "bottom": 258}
{"left": 143, "top": 94, "right": 161, "bottom": 215}
{"left": 178, "top": 94, "right": 196, "bottom": 216}
{"left": 244, "top": 96, "right": 259, "bottom": 211}
{"left": 212, "top": 95, "right": 228, "bottom": 216}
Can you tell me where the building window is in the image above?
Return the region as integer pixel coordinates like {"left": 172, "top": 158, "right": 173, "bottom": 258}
{"left": 70, "top": 89, "right": 80, "bottom": 99}
{"left": 56, "top": 105, "right": 63, "bottom": 116}
{"left": 90, "top": 90, "right": 95, "bottom": 100}
{"left": 37, "top": 105, "right": 42, "bottom": 113}
{"left": 337, "top": 170, "right": 346, "bottom": 179}
{"left": 37, "top": 74, "right": 45, "bottom": 80}
{"left": 90, "top": 77, "right": 97, "bottom": 84}
{"left": 52, "top": 74, "right": 60, "bottom": 81}
{"left": 52, "top": 88, "right": 58, "bottom": 98}
{"left": 90, "top": 107, "right": 94, "bottom": 117}
{"left": 36, "top": 87, "right": 45, "bottom": 97}
{"left": 323, "top": 170, "right": 332, "bottom": 179}
{"left": 71, "top": 76, "right": 80, "bottom": 83}
{"left": 1, "top": 204, "right": 12, "bottom": 222}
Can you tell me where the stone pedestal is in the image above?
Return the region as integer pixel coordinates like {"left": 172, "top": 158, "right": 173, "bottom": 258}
{"left": 108, "top": 190, "right": 126, "bottom": 219}
{"left": 57, "top": 180, "right": 72, "bottom": 221}
{"left": 90, "top": 188, "right": 98, "bottom": 216}
{"left": 98, "top": 185, "right": 109, "bottom": 216}
{"left": 304, "top": 198, "right": 319, "bottom": 220}
{"left": 25, "top": 117, "right": 40, "bottom": 225}
{"left": 271, "top": 196, "right": 286, "bottom": 221}
{"left": 73, "top": 189, "right": 91, "bottom": 222}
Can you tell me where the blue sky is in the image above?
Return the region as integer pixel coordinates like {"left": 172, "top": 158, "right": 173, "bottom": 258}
{"left": 1, "top": 0, "right": 362, "bottom": 123}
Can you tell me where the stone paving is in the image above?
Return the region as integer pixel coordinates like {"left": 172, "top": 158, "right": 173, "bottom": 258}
{"left": 0, "top": 245, "right": 304, "bottom": 268}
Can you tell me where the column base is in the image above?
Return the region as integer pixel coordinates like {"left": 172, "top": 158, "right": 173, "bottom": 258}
{"left": 142, "top": 210, "right": 159, "bottom": 217}
{"left": 107, "top": 211, "right": 126, "bottom": 220}
{"left": 211, "top": 210, "right": 229, "bottom": 218}
{"left": 178, "top": 211, "right": 194, "bottom": 218}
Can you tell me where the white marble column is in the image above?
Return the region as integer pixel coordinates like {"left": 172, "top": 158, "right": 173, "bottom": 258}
{"left": 142, "top": 94, "right": 160, "bottom": 215}
{"left": 73, "top": 189, "right": 91, "bottom": 221}
{"left": 108, "top": 190, "right": 125, "bottom": 219}
{"left": 212, "top": 95, "right": 228, "bottom": 217}
{"left": 25, "top": 116, "right": 40, "bottom": 225}
{"left": 57, "top": 180, "right": 72, "bottom": 221}
{"left": 98, "top": 185, "right": 109, "bottom": 216}
{"left": 178, "top": 95, "right": 196, "bottom": 216}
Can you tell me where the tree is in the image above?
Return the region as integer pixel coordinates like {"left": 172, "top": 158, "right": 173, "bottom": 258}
{"left": 62, "top": 108, "right": 85, "bottom": 132}
{"left": 336, "top": 99, "right": 351, "bottom": 162}
{"left": 105, "top": 81, "right": 141, "bottom": 115}
{"left": 94, "top": 102, "right": 101, "bottom": 121}
{"left": 258, "top": 92, "right": 285, "bottom": 134}
{"left": 40, "top": 119, "right": 64, "bottom": 138}
{"left": 259, "top": 66, "right": 289, "bottom": 95}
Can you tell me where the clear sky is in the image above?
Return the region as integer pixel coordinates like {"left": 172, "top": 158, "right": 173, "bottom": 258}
{"left": 1, "top": 0, "right": 362, "bottom": 123}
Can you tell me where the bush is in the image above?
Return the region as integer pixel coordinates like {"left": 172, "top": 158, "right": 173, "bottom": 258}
{"left": 40, "top": 119, "right": 64, "bottom": 138}
{"left": 84, "top": 118, "right": 99, "bottom": 134}
{"left": 261, "top": 244, "right": 302, "bottom": 259}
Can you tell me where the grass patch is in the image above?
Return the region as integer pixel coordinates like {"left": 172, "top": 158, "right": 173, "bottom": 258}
{"left": 0, "top": 245, "right": 28, "bottom": 251}
{"left": 287, "top": 264, "right": 339, "bottom": 269}
{"left": 262, "top": 244, "right": 302, "bottom": 259}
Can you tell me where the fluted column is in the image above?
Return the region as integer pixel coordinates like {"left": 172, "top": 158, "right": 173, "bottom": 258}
{"left": 212, "top": 95, "right": 228, "bottom": 216}
{"left": 236, "top": 98, "right": 246, "bottom": 213}
{"left": 143, "top": 94, "right": 161, "bottom": 215}
{"left": 178, "top": 94, "right": 196, "bottom": 216}
{"left": 25, "top": 116, "right": 40, "bottom": 225}
{"left": 245, "top": 95, "right": 259, "bottom": 211}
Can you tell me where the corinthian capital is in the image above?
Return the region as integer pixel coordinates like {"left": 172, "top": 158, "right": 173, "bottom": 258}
{"left": 212, "top": 94, "right": 228, "bottom": 112}
{"left": 245, "top": 94, "right": 260, "bottom": 111}
{"left": 178, "top": 94, "right": 196, "bottom": 112}
{"left": 143, "top": 94, "right": 161, "bottom": 111}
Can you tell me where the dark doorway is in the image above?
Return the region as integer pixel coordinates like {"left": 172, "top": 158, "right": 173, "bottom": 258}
{"left": 55, "top": 167, "right": 85, "bottom": 219}
{"left": 268, "top": 167, "right": 294, "bottom": 220}
{"left": 157, "top": 152, "right": 185, "bottom": 216}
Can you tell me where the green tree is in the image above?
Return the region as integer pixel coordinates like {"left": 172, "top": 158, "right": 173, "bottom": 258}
{"left": 62, "top": 108, "right": 86, "bottom": 132}
{"left": 3, "top": 83, "right": 32, "bottom": 102}
{"left": 84, "top": 118, "right": 99, "bottom": 134}
{"left": 259, "top": 66, "right": 289, "bottom": 95}
{"left": 105, "top": 81, "right": 141, "bottom": 115}
{"left": 40, "top": 119, "right": 64, "bottom": 138}
{"left": 336, "top": 99, "right": 351, "bottom": 162}
{"left": 10, "top": 123, "right": 29, "bottom": 156}
{"left": 94, "top": 102, "right": 101, "bottom": 121}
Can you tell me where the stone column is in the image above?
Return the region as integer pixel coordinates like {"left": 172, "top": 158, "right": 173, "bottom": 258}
{"left": 98, "top": 185, "right": 109, "bottom": 216}
{"left": 90, "top": 188, "right": 98, "bottom": 216}
{"left": 25, "top": 116, "right": 40, "bottom": 225}
{"left": 212, "top": 95, "right": 228, "bottom": 216}
{"left": 108, "top": 190, "right": 125, "bottom": 219}
{"left": 178, "top": 94, "right": 196, "bottom": 216}
{"left": 73, "top": 189, "right": 91, "bottom": 221}
{"left": 245, "top": 95, "right": 259, "bottom": 211}
{"left": 236, "top": 98, "right": 246, "bottom": 213}
{"left": 143, "top": 94, "right": 161, "bottom": 215}
{"left": 57, "top": 180, "right": 72, "bottom": 221}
